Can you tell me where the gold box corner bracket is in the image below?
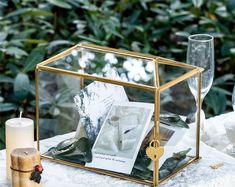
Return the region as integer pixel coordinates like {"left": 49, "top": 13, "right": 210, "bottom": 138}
{"left": 35, "top": 43, "right": 203, "bottom": 186}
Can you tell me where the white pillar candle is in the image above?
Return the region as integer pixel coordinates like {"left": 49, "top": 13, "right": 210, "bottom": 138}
{"left": 5, "top": 116, "right": 34, "bottom": 179}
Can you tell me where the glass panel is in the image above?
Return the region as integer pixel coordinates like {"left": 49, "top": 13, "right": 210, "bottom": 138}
{"left": 47, "top": 47, "right": 155, "bottom": 86}
{"left": 38, "top": 70, "right": 81, "bottom": 142}
{"left": 159, "top": 78, "right": 197, "bottom": 181}
{"left": 158, "top": 63, "right": 191, "bottom": 86}
{"left": 38, "top": 69, "right": 155, "bottom": 182}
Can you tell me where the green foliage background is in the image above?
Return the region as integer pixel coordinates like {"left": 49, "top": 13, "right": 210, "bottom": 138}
{"left": 0, "top": 0, "right": 235, "bottom": 149}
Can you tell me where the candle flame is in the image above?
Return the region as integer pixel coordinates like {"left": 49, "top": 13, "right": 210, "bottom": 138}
{"left": 19, "top": 111, "right": 23, "bottom": 126}
{"left": 19, "top": 111, "right": 23, "bottom": 119}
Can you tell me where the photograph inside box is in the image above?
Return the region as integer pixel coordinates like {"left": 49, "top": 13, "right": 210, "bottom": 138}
{"left": 44, "top": 80, "right": 192, "bottom": 180}
{"left": 86, "top": 102, "right": 154, "bottom": 174}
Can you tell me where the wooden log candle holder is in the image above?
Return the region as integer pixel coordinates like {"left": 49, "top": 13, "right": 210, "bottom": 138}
{"left": 11, "top": 148, "right": 42, "bottom": 187}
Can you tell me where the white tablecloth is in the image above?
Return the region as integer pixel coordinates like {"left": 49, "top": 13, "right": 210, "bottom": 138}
{"left": 1, "top": 112, "right": 235, "bottom": 187}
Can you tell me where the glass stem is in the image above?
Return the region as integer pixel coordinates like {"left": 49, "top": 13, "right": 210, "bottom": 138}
{"left": 195, "top": 96, "right": 205, "bottom": 134}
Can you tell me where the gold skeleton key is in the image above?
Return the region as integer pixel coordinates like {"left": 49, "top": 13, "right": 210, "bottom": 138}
{"left": 146, "top": 140, "right": 164, "bottom": 161}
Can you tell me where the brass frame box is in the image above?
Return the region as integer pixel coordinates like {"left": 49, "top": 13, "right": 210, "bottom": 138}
{"left": 35, "top": 43, "right": 203, "bottom": 186}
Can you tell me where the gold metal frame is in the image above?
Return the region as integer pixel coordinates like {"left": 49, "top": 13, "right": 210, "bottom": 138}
{"left": 35, "top": 43, "right": 203, "bottom": 186}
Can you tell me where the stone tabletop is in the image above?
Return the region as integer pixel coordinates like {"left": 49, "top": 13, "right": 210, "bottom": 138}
{"left": 1, "top": 112, "right": 235, "bottom": 187}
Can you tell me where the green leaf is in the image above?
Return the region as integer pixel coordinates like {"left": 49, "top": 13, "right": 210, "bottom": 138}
{"left": 221, "top": 41, "right": 234, "bottom": 56}
{"left": 152, "top": 26, "right": 171, "bottom": 36}
{"left": 77, "top": 35, "right": 107, "bottom": 45}
{"left": 0, "top": 74, "right": 14, "bottom": 83}
{"left": 21, "top": 39, "right": 47, "bottom": 44}
{"left": 47, "top": 40, "right": 73, "bottom": 51}
{"left": 215, "top": 6, "right": 228, "bottom": 18}
{"left": 205, "top": 89, "right": 227, "bottom": 115}
{"left": 0, "top": 143, "right": 4, "bottom": 150}
{"left": 226, "top": 0, "right": 235, "bottom": 13}
{"left": 6, "top": 46, "right": 28, "bottom": 58}
{"left": 133, "top": 152, "right": 151, "bottom": 172}
{"left": 5, "top": 8, "right": 53, "bottom": 18}
{"left": 159, "top": 148, "right": 191, "bottom": 179}
{"left": 0, "top": 32, "right": 7, "bottom": 41}
{"left": 28, "top": 84, "right": 36, "bottom": 96}
{"left": 160, "top": 112, "right": 189, "bottom": 128}
{"left": 46, "top": 137, "right": 92, "bottom": 164}
{"left": 192, "top": 0, "right": 203, "bottom": 8}
{"left": 0, "top": 124, "right": 5, "bottom": 143}
{"left": 46, "top": 0, "right": 72, "bottom": 9}
{"left": 230, "top": 48, "right": 235, "bottom": 55}
{"left": 61, "top": 137, "right": 92, "bottom": 163}
{"left": 22, "top": 45, "right": 46, "bottom": 73}
{"left": 211, "top": 87, "right": 232, "bottom": 96}
{"left": 57, "top": 102, "right": 74, "bottom": 108}
{"left": 6, "top": 63, "right": 20, "bottom": 75}
{"left": 213, "top": 74, "right": 235, "bottom": 85}
{"left": 131, "top": 168, "right": 152, "bottom": 180}
{"left": 0, "top": 123, "right": 5, "bottom": 149}
{"left": 0, "top": 0, "right": 8, "bottom": 7}
{"left": 173, "top": 148, "right": 191, "bottom": 159}
{"left": 14, "top": 73, "right": 30, "bottom": 101}
{"left": 0, "top": 103, "right": 17, "bottom": 112}
{"left": 170, "top": 48, "right": 184, "bottom": 53}
{"left": 175, "top": 31, "right": 189, "bottom": 37}
{"left": 59, "top": 113, "right": 73, "bottom": 121}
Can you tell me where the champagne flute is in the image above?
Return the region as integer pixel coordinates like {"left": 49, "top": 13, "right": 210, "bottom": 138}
{"left": 187, "top": 34, "right": 214, "bottom": 131}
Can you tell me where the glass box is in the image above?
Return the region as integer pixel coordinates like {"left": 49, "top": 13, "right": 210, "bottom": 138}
{"left": 35, "top": 43, "right": 203, "bottom": 186}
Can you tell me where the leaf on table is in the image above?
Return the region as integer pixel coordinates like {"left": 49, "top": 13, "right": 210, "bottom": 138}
{"left": 133, "top": 148, "right": 151, "bottom": 172}
{"left": 172, "top": 148, "right": 191, "bottom": 160}
{"left": 159, "top": 148, "right": 191, "bottom": 179}
{"left": 131, "top": 144, "right": 153, "bottom": 180}
{"left": 62, "top": 137, "right": 92, "bottom": 163}
{"left": 160, "top": 112, "right": 189, "bottom": 128}
{"left": 131, "top": 168, "right": 152, "bottom": 180}
{"left": 46, "top": 137, "right": 92, "bottom": 164}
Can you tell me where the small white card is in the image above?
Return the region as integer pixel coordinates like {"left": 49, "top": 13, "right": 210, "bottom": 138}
{"left": 74, "top": 81, "right": 128, "bottom": 144}
{"left": 86, "top": 102, "right": 154, "bottom": 174}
